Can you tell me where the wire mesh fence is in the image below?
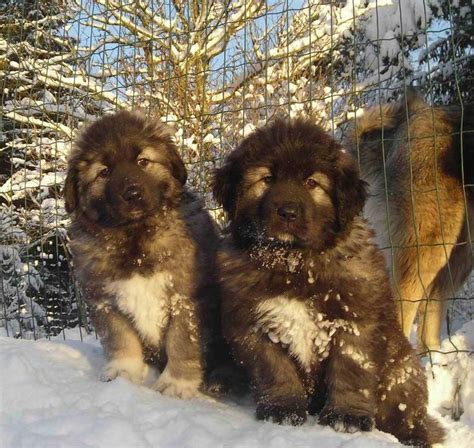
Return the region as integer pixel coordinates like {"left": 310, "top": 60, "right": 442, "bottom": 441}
{"left": 0, "top": 0, "right": 472, "bottom": 356}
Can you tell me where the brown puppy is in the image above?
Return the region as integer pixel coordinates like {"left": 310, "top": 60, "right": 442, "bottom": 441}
{"left": 213, "top": 119, "right": 444, "bottom": 446}
{"left": 65, "top": 110, "right": 222, "bottom": 399}
{"left": 346, "top": 91, "right": 474, "bottom": 352}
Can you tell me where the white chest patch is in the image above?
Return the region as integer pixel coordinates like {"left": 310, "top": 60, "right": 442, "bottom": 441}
{"left": 255, "top": 297, "right": 338, "bottom": 371}
{"left": 105, "top": 271, "right": 172, "bottom": 346}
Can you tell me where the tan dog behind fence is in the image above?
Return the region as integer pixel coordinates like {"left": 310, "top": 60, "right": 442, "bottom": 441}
{"left": 346, "top": 90, "right": 474, "bottom": 352}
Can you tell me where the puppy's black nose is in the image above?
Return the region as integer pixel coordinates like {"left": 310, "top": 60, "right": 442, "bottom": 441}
{"left": 122, "top": 185, "right": 142, "bottom": 203}
{"left": 277, "top": 202, "right": 299, "bottom": 222}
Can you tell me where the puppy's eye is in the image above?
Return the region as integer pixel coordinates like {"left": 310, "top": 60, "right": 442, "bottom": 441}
{"left": 262, "top": 175, "right": 274, "bottom": 184}
{"left": 98, "top": 167, "right": 110, "bottom": 178}
{"left": 305, "top": 178, "right": 320, "bottom": 189}
{"left": 137, "top": 158, "right": 150, "bottom": 168}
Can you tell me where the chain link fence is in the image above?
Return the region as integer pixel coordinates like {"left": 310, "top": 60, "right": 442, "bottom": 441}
{"left": 1, "top": 1, "right": 472, "bottom": 352}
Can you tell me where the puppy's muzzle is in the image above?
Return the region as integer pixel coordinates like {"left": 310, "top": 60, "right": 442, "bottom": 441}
{"left": 277, "top": 202, "right": 300, "bottom": 222}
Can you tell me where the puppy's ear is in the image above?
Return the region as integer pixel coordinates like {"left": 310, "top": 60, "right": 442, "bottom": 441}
{"left": 334, "top": 150, "right": 367, "bottom": 231}
{"left": 212, "top": 161, "right": 239, "bottom": 217}
{"left": 150, "top": 118, "right": 187, "bottom": 185}
{"left": 167, "top": 144, "right": 187, "bottom": 185}
{"left": 64, "top": 168, "right": 79, "bottom": 214}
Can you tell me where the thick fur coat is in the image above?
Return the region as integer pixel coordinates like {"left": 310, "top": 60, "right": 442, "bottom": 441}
{"left": 213, "top": 119, "right": 445, "bottom": 446}
{"left": 345, "top": 91, "right": 474, "bottom": 351}
{"left": 65, "top": 110, "right": 222, "bottom": 398}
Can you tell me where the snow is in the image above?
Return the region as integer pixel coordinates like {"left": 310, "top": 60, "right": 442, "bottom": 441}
{"left": 427, "top": 321, "right": 474, "bottom": 428}
{"left": 1, "top": 326, "right": 474, "bottom": 448}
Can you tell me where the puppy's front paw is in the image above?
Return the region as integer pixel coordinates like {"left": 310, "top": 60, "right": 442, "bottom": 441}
{"left": 100, "top": 357, "right": 148, "bottom": 384}
{"left": 153, "top": 367, "right": 201, "bottom": 399}
{"left": 319, "top": 406, "right": 374, "bottom": 433}
{"left": 256, "top": 400, "right": 307, "bottom": 426}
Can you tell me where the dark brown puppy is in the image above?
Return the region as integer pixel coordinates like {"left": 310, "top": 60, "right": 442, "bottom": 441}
{"left": 213, "top": 119, "right": 445, "bottom": 446}
{"left": 65, "top": 110, "right": 222, "bottom": 399}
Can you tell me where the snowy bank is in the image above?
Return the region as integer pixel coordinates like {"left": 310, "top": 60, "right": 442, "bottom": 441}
{"left": 1, "top": 326, "right": 473, "bottom": 448}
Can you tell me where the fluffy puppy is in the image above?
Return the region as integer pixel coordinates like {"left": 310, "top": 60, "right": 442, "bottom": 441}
{"left": 213, "top": 119, "right": 445, "bottom": 446}
{"left": 65, "top": 110, "right": 221, "bottom": 399}
{"left": 345, "top": 91, "right": 474, "bottom": 352}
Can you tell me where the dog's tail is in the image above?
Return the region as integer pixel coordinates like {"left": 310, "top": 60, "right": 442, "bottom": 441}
{"left": 392, "top": 413, "right": 445, "bottom": 447}
{"left": 423, "top": 414, "right": 446, "bottom": 447}
{"left": 430, "top": 414, "right": 447, "bottom": 445}
{"left": 351, "top": 87, "right": 425, "bottom": 143}
{"left": 348, "top": 89, "right": 474, "bottom": 193}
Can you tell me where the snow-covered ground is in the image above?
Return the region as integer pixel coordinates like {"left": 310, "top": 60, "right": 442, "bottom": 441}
{"left": 1, "top": 324, "right": 473, "bottom": 448}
